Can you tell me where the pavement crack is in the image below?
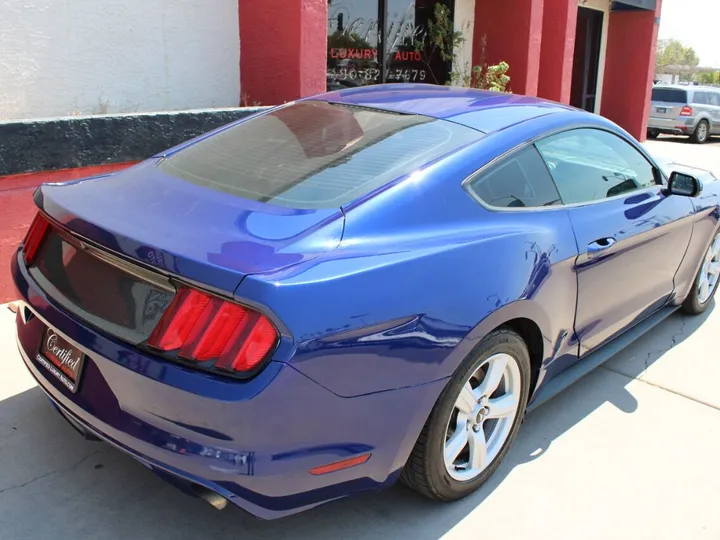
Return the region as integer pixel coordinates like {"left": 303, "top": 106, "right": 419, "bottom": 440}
{"left": 670, "top": 315, "right": 689, "bottom": 346}
{"left": 0, "top": 450, "right": 100, "bottom": 496}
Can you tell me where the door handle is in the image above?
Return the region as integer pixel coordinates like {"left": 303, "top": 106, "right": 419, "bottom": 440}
{"left": 587, "top": 237, "right": 616, "bottom": 254}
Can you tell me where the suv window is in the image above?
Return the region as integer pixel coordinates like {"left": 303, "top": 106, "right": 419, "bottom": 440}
{"left": 467, "top": 146, "right": 561, "bottom": 208}
{"left": 535, "top": 129, "right": 658, "bottom": 205}
{"left": 693, "top": 92, "right": 708, "bottom": 105}
{"left": 709, "top": 92, "right": 720, "bottom": 106}
{"left": 158, "top": 101, "right": 484, "bottom": 209}
{"left": 651, "top": 88, "right": 688, "bottom": 103}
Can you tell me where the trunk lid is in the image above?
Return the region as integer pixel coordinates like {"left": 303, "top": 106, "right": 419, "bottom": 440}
{"left": 35, "top": 159, "right": 344, "bottom": 294}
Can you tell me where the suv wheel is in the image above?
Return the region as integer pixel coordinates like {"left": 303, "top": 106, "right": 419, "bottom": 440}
{"left": 691, "top": 120, "right": 710, "bottom": 144}
{"left": 647, "top": 129, "right": 659, "bottom": 139}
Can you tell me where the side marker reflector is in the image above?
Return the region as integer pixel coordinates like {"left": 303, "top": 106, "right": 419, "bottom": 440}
{"left": 309, "top": 454, "right": 371, "bottom": 475}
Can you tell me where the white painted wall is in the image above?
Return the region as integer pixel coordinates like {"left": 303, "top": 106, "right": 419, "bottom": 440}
{"left": 453, "top": 0, "right": 475, "bottom": 85}
{"left": 0, "top": 0, "right": 240, "bottom": 120}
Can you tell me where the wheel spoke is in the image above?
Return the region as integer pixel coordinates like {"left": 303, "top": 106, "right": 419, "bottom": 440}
{"left": 699, "top": 276, "right": 710, "bottom": 303}
{"left": 456, "top": 382, "right": 477, "bottom": 414}
{"left": 487, "top": 392, "right": 518, "bottom": 418}
{"left": 477, "top": 355, "right": 508, "bottom": 397}
{"left": 709, "top": 261, "right": 720, "bottom": 277}
{"left": 468, "top": 429, "right": 488, "bottom": 470}
{"left": 444, "top": 426, "right": 469, "bottom": 467}
{"left": 712, "top": 238, "right": 720, "bottom": 259}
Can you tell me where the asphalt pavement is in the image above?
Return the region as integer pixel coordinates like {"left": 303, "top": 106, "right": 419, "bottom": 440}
{"left": 2, "top": 138, "right": 720, "bottom": 539}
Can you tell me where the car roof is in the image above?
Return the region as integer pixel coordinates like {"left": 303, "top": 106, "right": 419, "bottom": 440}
{"left": 654, "top": 84, "right": 720, "bottom": 92}
{"left": 309, "top": 83, "right": 579, "bottom": 134}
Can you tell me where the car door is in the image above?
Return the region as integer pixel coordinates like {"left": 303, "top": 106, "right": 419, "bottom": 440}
{"left": 709, "top": 91, "right": 720, "bottom": 134}
{"left": 535, "top": 128, "right": 695, "bottom": 355}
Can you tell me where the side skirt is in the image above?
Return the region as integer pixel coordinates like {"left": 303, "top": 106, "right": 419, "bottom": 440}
{"left": 527, "top": 305, "right": 679, "bottom": 412}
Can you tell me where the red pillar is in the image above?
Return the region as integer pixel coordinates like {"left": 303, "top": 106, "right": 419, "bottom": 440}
{"left": 537, "top": 0, "right": 578, "bottom": 104}
{"left": 238, "top": 0, "right": 327, "bottom": 106}
{"left": 600, "top": 1, "right": 662, "bottom": 141}
{"left": 473, "top": 0, "right": 544, "bottom": 96}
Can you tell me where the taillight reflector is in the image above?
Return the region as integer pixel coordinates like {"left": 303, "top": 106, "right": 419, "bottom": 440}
{"left": 680, "top": 106, "right": 693, "bottom": 116}
{"left": 22, "top": 212, "right": 51, "bottom": 265}
{"left": 148, "top": 287, "right": 278, "bottom": 374}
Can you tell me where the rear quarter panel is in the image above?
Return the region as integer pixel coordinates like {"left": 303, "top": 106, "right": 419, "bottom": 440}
{"left": 236, "top": 128, "right": 581, "bottom": 398}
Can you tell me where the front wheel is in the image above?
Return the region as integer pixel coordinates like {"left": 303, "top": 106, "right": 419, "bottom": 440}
{"left": 682, "top": 233, "right": 720, "bottom": 315}
{"left": 400, "top": 328, "right": 530, "bottom": 501}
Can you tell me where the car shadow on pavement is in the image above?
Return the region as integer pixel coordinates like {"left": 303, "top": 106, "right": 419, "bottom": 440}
{"left": 655, "top": 135, "right": 720, "bottom": 145}
{"left": 0, "top": 303, "right": 713, "bottom": 539}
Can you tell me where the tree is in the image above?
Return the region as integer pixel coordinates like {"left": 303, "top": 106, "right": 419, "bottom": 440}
{"left": 656, "top": 39, "right": 700, "bottom": 69}
{"left": 696, "top": 71, "right": 720, "bottom": 85}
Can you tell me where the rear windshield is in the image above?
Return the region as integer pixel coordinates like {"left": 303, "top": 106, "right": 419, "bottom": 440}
{"left": 158, "top": 101, "right": 484, "bottom": 209}
{"left": 651, "top": 88, "right": 688, "bottom": 104}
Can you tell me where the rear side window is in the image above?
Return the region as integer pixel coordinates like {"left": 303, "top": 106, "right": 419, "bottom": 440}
{"left": 709, "top": 92, "right": 720, "bottom": 106}
{"left": 651, "top": 88, "right": 688, "bottom": 103}
{"left": 467, "top": 146, "right": 562, "bottom": 208}
{"left": 158, "top": 101, "right": 484, "bottom": 209}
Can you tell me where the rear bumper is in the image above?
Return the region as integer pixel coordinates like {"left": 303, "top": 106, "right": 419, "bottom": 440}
{"left": 11, "top": 251, "right": 441, "bottom": 519}
{"left": 647, "top": 116, "right": 695, "bottom": 135}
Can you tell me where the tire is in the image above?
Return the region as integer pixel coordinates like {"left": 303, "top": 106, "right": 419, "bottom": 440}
{"left": 691, "top": 120, "right": 710, "bottom": 144}
{"left": 682, "top": 232, "right": 720, "bottom": 315}
{"left": 400, "top": 328, "right": 531, "bottom": 501}
{"left": 647, "top": 129, "right": 660, "bottom": 140}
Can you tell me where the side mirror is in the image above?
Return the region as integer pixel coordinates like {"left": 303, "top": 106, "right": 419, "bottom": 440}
{"left": 667, "top": 171, "right": 703, "bottom": 197}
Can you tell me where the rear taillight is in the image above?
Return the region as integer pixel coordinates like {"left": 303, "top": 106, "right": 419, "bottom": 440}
{"left": 680, "top": 106, "right": 693, "bottom": 116}
{"left": 148, "top": 287, "right": 278, "bottom": 374}
{"left": 22, "top": 212, "right": 51, "bottom": 265}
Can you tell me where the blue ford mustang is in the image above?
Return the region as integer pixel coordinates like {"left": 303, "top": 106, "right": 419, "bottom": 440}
{"left": 11, "top": 84, "right": 720, "bottom": 519}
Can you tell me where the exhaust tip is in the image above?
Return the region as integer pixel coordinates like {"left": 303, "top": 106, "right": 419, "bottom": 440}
{"left": 192, "top": 484, "right": 228, "bottom": 510}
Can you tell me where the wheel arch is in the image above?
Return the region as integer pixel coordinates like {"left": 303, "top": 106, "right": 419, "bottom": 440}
{"left": 440, "top": 299, "right": 559, "bottom": 399}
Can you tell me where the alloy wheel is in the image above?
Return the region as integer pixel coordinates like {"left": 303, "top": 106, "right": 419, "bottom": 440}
{"left": 698, "top": 235, "right": 720, "bottom": 304}
{"left": 697, "top": 122, "right": 709, "bottom": 142}
{"left": 443, "top": 352, "right": 522, "bottom": 481}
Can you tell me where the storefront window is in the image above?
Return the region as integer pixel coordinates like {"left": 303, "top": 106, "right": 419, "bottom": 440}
{"left": 327, "top": 0, "right": 452, "bottom": 90}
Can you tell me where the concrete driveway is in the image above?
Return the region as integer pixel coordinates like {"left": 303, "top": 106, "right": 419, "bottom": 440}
{"left": 644, "top": 135, "right": 720, "bottom": 177}
{"left": 2, "top": 139, "right": 720, "bottom": 539}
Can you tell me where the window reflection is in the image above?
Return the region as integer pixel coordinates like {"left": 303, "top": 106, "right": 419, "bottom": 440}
{"left": 327, "top": 0, "right": 381, "bottom": 89}
{"left": 326, "top": 0, "right": 453, "bottom": 90}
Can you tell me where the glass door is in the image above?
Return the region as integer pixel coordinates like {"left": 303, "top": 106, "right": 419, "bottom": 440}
{"left": 327, "top": 0, "right": 382, "bottom": 89}
{"left": 327, "top": 0, "right": 452, "bottom": 90}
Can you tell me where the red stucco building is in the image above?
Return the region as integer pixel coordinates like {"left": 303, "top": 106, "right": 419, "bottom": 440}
{"left": 239, "top": 0, "right": 661, "bottom": 141}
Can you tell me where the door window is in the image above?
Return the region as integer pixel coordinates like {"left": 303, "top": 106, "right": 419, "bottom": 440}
{"left": 535, "top": 129, "right": 659, "bottom": 205}
{"left": 709, "top": 92, "right": 720, "bottom": 106}
{"left": 467, "top": 146, "right": 562, "bottom": 208}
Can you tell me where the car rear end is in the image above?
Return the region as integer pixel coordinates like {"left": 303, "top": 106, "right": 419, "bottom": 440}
{"left": 10, "top": 98, "right": 483, "bottom": 518}
{"left": 647, "top": 86, "right": 696, "bottom": 136}
{"left": 11, "top": 207, "right": 434, "bottom": 518}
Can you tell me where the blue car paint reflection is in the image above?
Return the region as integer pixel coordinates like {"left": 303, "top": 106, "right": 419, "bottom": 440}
{"left": 12, "top": 84, "right": 720, "bottom": 519}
